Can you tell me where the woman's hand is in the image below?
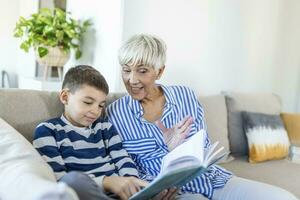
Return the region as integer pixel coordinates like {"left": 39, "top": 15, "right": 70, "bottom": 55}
{"left": 103, "top": 176, "right": 148, "bottom": 200}
{"left": 152, "top": 188, "right": 178, "bottom": 200}
{"left": 155, "top": 116, "right": 193, "bottom": 151}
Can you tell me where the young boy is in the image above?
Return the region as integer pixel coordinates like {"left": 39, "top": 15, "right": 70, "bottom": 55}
{"left": 33, "top": 65, "right": 147, "bottom": 200}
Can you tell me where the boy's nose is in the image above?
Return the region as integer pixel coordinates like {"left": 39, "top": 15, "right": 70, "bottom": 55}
{"left": 90, "top": 106, "right": 101, "bottom": 115}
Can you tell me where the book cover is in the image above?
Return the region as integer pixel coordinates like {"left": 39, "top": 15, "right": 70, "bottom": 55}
{"left": 129, "top": 130, "right": 227, "bottom": 200}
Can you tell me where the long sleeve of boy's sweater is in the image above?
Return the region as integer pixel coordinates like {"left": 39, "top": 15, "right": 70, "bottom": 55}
{"left": 103, "top": 123, "right": 139, "bottom": 177}
{"left": 33, "top": 124, "right": 67, "bottom": 180}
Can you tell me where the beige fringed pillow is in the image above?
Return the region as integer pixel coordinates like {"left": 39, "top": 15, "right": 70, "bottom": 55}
{"left": 242, "top": 112, "right": 290, "bottom": 163}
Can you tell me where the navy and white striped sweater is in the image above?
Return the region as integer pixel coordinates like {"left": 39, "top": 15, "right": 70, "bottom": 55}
{"left": 33, "top": 115, "right": 138, "bottom": 187}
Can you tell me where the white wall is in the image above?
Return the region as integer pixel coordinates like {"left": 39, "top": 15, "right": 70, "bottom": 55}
{"left": 66, "top": 0, "right": 123, "bottom": 92}
{"left": 15, "top": 0, "right": 39, "bottom": 79}
{"left": 0, "top": 0, "right": 20, "bottom": 86}
{"left": 121, "top": 0, "right": 300, "bottom": 112}
{"left": 2, "top": 0, "right": 300, "bottom": 111}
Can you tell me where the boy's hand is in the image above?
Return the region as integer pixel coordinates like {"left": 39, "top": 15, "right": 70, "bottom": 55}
{"left": 152, "top": 188, "right": 178, "bottom": 200}
{"left": 156, "top": 116, "right": 193, "bottom": 151}
{"left": 103, "top": 176, "right": 148, "bottom": 200}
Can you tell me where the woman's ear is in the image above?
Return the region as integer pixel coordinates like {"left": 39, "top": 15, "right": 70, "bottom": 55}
{"left": 59, "top": 89, "right": 69, "bottom": 105}
{"left": 156, "top": 66, "right": 165, "bottom": 80}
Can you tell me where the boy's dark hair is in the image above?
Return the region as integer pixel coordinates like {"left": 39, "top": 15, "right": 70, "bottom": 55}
{"left": 62, "top": 65, "right": 109, "bottom": 94}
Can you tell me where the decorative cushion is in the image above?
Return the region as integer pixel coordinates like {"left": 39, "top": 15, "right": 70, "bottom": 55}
{"left": 242, "top": 112, "right": 290, "bottom": 163}
{"left": 281, "top": 113, "right": 300, "bottom": 146}
{"left": 199, "top": 95, "right": 233, "bottom": 163}
{"left": 0, "top": 118, "right": 78, "bottom": 200}
{"left": 224, "top": 92, "right": 282, "bottom": 156}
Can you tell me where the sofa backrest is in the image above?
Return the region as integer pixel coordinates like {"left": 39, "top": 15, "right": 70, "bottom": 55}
{"left": 199, "top": 95, "right": 230, "bottom": 158}
{"left": 0, "top": 89, "right": 229, "bottom": 147}
{"left": 1, "top": 89, "right": 281, "bottom": 158}
{"left": 0, "top": 89, "right": 124, "bottom": 142}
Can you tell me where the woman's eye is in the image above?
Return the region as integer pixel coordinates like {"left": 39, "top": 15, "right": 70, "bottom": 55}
{"left": 99, "top": 104, "right": 104, "bottom": 108}
{"left": 138, "top": 69, "right": 147, "bottom": 73}
{"left": 122, "top": 68, "right": 130, "bottom": 73}
{"left": 83, "top": 102, "right": 92, "bottom": 105}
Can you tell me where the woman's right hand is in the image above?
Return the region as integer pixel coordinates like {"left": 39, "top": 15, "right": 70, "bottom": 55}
{"left": 155, "top": 116, "right": 193, "bottom": 151}
{"left": 152, "top": 188, "right": 178, "bottom": 200}
{"left": 103, "top": 176, "right": 148, "bottom": 200}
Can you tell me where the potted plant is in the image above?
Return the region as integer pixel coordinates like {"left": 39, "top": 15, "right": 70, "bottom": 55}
{"left": 14, "top": 8, "right": 91, "bottom": 79}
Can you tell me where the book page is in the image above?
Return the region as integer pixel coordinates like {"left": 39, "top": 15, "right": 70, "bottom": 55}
{"left": 204, "top": 146, "right": 224, "bottom": 166}
{"left": 161, "top": 129, "right": 206, "bottom": 173}
{"left": 204, "top": 141, "right": 219, "bottom": 162}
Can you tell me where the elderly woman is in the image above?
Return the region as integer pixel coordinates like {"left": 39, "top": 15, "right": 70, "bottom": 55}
{"left": 107, "top": 34, "right": 297, "bottom": 200}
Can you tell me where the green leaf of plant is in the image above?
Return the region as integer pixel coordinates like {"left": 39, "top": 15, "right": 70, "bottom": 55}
{"left": 38, "top": 46, "right": 48, "bottom": 58}
{"left": 75, "top": 50, "right": 82, "bottom": 59}
{"left": 14, "top": 29, "right": 23, "bottom": 37}
{"left": 55, "top": 8, "right": 66, "bottom": 20}
{"left": 55, "top": 30, "right": 64, "bottom": 40}
{"left": 44, "top": 25, "right": 54, "bottom": 34}
{"left": 20, "top": 42, "right": 30, "bottom": 52}
{"left": 65, "top": 29, "right": 75, "bottom": 38}
{"left": 40, "top": 8, "right": 52, "bottom": 16}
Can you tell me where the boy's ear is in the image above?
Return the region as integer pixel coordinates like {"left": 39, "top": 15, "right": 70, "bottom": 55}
{"left": 156, "top": 65, "right": 165, "bottom": 80}
{"left": 59, "top": 89, "right": 69, "bottom": 105}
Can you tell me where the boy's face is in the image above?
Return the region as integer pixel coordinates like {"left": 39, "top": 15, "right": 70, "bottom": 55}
{"left": 60, "top": 84, "right": 107, "bottom": 127}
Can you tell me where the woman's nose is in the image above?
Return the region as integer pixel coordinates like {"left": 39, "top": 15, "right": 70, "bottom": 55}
{"left": 129, "top": 72, "right": 139, "bottom": 84}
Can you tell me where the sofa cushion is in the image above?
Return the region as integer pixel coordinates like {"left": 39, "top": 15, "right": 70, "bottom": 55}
{"left": 281, "top": 113, "right": 300, "bottom": 146}
{"left": 199, "top": 95, "right": 232, "bottom": 162}
{"left": 224, "top": 92, "right": 282, "bottom": 156}
{"left": 242, "top": 112, "right": 290, "bottom": 163}
{"left": 0, "top": 118, "right": 78, "bottom": 200}
{"left": 0, "top": 89, "right": 63, "bottom": 142}
{"left": 220, "top": 156, "right": 300, "bottom": 198}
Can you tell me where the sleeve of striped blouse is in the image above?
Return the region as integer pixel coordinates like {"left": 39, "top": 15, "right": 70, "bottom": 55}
{"left": 33, "top": 124, "right": 67, "bottom": 180}
{"left": 191, "top": 89, "right": 212, "bottom": 149}
{"left": 106, "top": 124, "right": 139, "bottom": 178}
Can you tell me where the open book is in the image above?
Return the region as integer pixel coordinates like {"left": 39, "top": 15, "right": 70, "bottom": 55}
{"left": 129, "top": 129, "right": 227, "bottom": 200}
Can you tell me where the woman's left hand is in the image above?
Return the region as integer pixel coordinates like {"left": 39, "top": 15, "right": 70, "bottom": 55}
{"left": 155, "top": 116, "right": 193, "bottom": 151}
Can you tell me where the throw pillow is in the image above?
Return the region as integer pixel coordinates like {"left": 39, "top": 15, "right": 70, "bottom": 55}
{"left": 224, "top": 92, "right": 282, "bottom": 156}
{"left": 0, "top": 118, "right": 78, "bottom": 200}
{"left": 242, "top": 112, "right": 290, "bottom": 163}
{"left": 281, "top": 113, "right": 300, "bottom": 146}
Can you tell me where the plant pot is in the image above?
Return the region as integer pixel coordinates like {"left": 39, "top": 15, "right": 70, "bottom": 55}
{"left": 35, "top": 46, "right": 70, "bottom": 80}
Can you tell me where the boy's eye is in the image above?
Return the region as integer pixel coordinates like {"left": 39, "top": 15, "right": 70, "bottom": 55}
{"left": 99, "top": 104, "right": 104, "bottom": 108}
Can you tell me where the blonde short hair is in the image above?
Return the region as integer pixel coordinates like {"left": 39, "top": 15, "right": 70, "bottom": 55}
{"left": 118, "top": 34, "right": 167, "bottom": 69}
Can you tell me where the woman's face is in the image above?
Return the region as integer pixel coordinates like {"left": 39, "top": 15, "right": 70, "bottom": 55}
{"left": 121, "top": 64, "right": 163, "bottom": 101}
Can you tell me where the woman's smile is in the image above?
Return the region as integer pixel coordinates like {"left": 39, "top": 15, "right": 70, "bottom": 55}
{"left": 131, "top": 86, "right": 144, "bottom": 94}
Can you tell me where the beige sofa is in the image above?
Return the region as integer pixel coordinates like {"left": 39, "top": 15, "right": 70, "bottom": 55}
{"left": 0, "top": 89, "right": 299, "bottom": 199}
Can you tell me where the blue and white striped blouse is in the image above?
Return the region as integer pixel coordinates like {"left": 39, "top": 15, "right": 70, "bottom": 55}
{"left": 33, "top": 115, "right": 138, "bottom": 188}
{"left": 107, "top": 85, "right": 232, "bottom": 199}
